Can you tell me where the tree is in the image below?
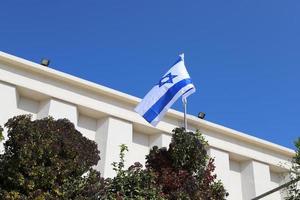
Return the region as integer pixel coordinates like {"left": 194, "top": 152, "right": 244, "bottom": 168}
{"left": 0, "top": 115, "right": 103, "bottom": 200}
{"left": 0, "top": 125, "right": 3, "bottom": 141}
{"left": 0, "top": 115, "right": 228, "bottom": 199}
{"left": 100, "top": 144, "right": 164, "bottom": 200}
{"left": 285, "top": 138, "right": 300, "bottom": 200}
{"left": 146, "top": 128, "right": 228, "bottom": 200}
{"left": 102, "top": 128, "right": 228, "bottom": 200}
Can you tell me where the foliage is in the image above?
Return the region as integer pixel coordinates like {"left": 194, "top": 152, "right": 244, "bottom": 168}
{"left": 0, "top": 115, "right": 228, "bottom": 200}
{"left": 146, "top": 128, "right": 228, "bottom": 200}
{"left": 100, "top": 144, "right": 165, "bottom": 200}
{"left": 0, "top": 125, "right": 3, "bottom": 141}
{"left": 285, "top": 138, "right": 300, "bottom": 200}
{"left": 102, "top": 128, "right": 228, "bottom": 200}
{"left": 0, "top": 115, "right": 103, "bottom": 200}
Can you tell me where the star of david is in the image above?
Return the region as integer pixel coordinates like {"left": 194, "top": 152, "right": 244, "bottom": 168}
{"left": 158, "top": 73, "right": 177, "bottom": 87}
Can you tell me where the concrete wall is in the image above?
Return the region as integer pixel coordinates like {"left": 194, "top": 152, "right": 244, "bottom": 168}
{"left": 0, "top": 52, "right": 295, "bottom": 200}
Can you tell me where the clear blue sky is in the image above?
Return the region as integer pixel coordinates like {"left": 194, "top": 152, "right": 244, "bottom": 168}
{"left": 1, "top": 1, "right": 299, "bottom": 149}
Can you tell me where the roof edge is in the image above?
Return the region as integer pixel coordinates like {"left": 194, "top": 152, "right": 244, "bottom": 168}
{"left": 0, "top": 51, "right": 295, "bottom": 157}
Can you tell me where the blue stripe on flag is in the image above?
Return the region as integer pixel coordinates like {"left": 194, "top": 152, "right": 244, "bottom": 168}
{"left": 171, "top": 56, "right": 183, "bottom": 66}
{"left": 143, "top": 78, "right": 192, "bottom": 123}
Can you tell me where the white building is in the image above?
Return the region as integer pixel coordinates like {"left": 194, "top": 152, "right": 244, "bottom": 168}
{"left": 0, "top": 52, "right": 294, "bottom": 200}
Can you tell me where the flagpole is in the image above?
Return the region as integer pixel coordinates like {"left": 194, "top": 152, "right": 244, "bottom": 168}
{"left": 182, "top": 96, "right": 187, "bottom": 131}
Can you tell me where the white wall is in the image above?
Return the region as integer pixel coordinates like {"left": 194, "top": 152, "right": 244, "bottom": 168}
{"left": 0, "top": 82, "right": 18, "bottom": 152}
{"left": 228, "top": 160, "right": 243, "bottom": 200}
{"left": 0, "top": 86, "right": 289, "bottom": 199}
{"left": 208, "top": 148, "right": 231, "bottom": 192}
{"left": 95, "top": 117, "right": 133, "bottom": 177}
{"left": 0, "top": 82, "right": 290, "bottom": 200}
{"left": 130, "top": 132, "right": 150, "bottom": 166}
{"left": 17, "top": 96, "right": 39, "bottom": 119}
{"left": 77, "top": 114, "right": 97, "bottom": 141}
{"left": 269, "top": 171, "right": 285, "bottom": 199}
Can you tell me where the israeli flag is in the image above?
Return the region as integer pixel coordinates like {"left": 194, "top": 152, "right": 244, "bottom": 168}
{"left": 135, "top": 54, "right": 195, "bottom": 126}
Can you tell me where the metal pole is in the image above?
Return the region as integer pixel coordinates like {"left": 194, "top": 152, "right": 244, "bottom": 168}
{"left": 251, "top": 176, "right": 300, "bottom": 200}
{"left": 182, "top": 97, "right": 187, "bottom": 131}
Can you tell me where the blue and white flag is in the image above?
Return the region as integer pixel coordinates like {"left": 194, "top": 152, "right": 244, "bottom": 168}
{"left": 135, "top": 54, "right": 195, "bottom": 126}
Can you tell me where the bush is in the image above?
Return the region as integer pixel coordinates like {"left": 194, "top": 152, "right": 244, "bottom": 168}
{"left": 102, "top": 128, "right": 228, "bottom": 200}
{"left": 0, "top": 115, "right": 103, "bottom": 200}
{"left": 146, "top": 128, "right": 228, "bottom": 200}
{"left": 0, "top": 126, "right": 3, "bottom": 141}
{"left": 285, "top": 138, "right": 300, "bottom": 200}
{"left": 100, "top": 144, "right": 164, "bottom": 200}
{"left": 0, "top": 116, "right": 228, "bottom": 199}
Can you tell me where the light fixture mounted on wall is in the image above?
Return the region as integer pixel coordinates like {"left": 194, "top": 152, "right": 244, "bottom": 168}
{"left": 41, "top": 58, "right": 50, "bottom": 67}
{"left": 197, "top": 112, "right": 206, "bottom": 119}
